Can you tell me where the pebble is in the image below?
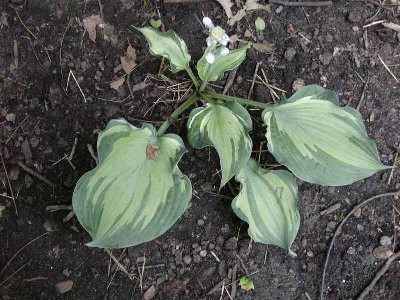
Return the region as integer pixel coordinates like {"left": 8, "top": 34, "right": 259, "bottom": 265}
{"left": 183, "top": 255, "right": 192, "bottom": 265}
{"left": 197, "top": 219, "right": 205, "bottom": 226}
{"left": 373, "top": 246, "right": 393, "bottom": 259}
{"left": 347, "top": 247, "right": 356, "bottom": 255}
{"left": 9, "top": 167, "right": 19, "bottom": 181}
{"left": 357, "top": 224, "right": 364, "bottom": 231}
{"left": 216, "top": 236, "right": 225, "bottom": 245}
{"left": 6, "top": 113, "right": 16, "bottom": 122}
{"left": 292, "top": 78, "right": 305, "bottom": 92}
{"left": 193, "top": 253, "right": 201, "bottom": 263}
{"left": 306, "top": 250, "right": 314, "bottom": 258}
{"left": 353, "top": 208, "right": 362, "bottom": 218}
{"left": 326, "top": 221, "right": 337, "bottom": 232}
{"left": 348, "top": 9, "right": 362, "bottom": 23}
{"left": 143, "top": 285, "right": 156, "bottom": 300}
{"left": 29, "top": 137, "right": 40, "bottom": 148}
{"left": 319, "top": 52, "right": 333, "bottom": 66}
{"left": 55, "top": 280, "right": 73, "bottom": 294}
{"left": 218, "top": 260, "right": 227, "bottom": 278}
{"left": 21, "top": 140, "right": 33, "bottom": 161}
{"left": 224, "top": 237, "right": 238, "bottom": 251}
{"left": 199, "top": 250, "right": 207, "bottom": 257}
{"left": 275, "top": 6, "right": 283, "bottom": 14}
{"left": 380, "top": 236, "right": 392, "bottom": 246}
{"left": 284, "top": 47, "right": 296, "bottom": 62}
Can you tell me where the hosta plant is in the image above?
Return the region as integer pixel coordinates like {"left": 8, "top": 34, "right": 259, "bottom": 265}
{"left": 72, "top": 18, "right": 389, "bottom": 251}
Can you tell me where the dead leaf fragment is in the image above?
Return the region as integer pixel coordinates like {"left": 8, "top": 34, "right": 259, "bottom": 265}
{"left": 55, "top": 280, "right": 73, "bottom": 294}
{"left": 215, "top": 0, "right": 233, "bottom": 19}
{"left": 253, "top": 42, "right": 274, "bottom": 53}
{"left": 0, "top": 205, "right": 6, "bottom": 218}
{"left": 146, "top": 144, "right": 159, "bottom": 161}
{"left": 110, "top": 77, "right": 125, "bottom": 90}
{"left": 120, "top": 45, "right": 137, "bottom": 74}
{"left": 373, "top": 246, "right": 393, "bottom": 259}
{"left": 227, "top": 0, "right": 271, "bottom": 26}
{"left": 83, "top": 15, "right": 103, "bottom": 42}
{"left": 292, "top": 78, "right": 305, "bottom": 92}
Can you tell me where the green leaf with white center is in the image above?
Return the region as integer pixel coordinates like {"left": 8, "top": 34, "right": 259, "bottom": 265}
{"left": 135, "top": 27, "right": 191, "bottom": 73}
{"left": 262, "top": 85, "right": 389, "bottom": 186}
{"left": 72, "top": 119, "right": 191, "bottom": 248}
{"left": 232, "top": 159, "right": 300, "bottom": 251}
{"left": 197, "top": 44, "right": 250, "bottom": 82}
{"left": 187, "top": 101, "right": 252, "bottom": 187}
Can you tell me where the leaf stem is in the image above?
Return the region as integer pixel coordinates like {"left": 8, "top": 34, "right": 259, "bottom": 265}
{"left": 157, "top": 93, "right": 198, "bottom": 136}
{"left": 199, "top": 62, "right": 210, "bottom": 92}
{"left": 205, "top": 91, "right": 271, "bottom": 109}
{"left": 185, "top": 68, "right": 200, "bottom": 90}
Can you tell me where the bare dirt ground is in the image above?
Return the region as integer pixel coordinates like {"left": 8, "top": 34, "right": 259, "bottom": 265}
{"left": 1, "top": 0, "right": 400, "bottom": 299}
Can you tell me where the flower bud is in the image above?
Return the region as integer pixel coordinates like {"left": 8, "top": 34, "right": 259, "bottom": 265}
{"left": 220, "top": 47, "right": 229, "bottom": 56}
{"left": 205, "top": 52, "right": 215, "bottom": 64}
{"left": 202, "top": 17, "right": 214, "bottom": 29}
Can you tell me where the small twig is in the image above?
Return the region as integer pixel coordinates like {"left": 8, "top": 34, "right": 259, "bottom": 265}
{"left": 387, "top": 151, "right": 398, "bottom": 185}
{"left": 0, "top": 261, "right": 30, "bottom": 287}
{"left": 68, "top": 70, "right": 87, "bottom": 103}
{"left": 46, "top": 204, "right": 72, "bottom": 212}
{"left": 105, "top": 249, "right": 136, "bottom": 280}
{"left": 0, "top": 150, "right": 17, "bottom": 214}
{"left": 357, "top": 251, "right": 400, "bottom": 300}
{"left": 320, "top": 192, "right": 400, "bottom": 300}
{"left": 363, "top": 20, "right": 386, "bottom": 28}
{"left": 14, "top": 9, "right": 38, "bottom": 40}
{"left": 17, "top": 161, "right": 55, "bottom": 187}
{"left": 356, "top": 0, "right": 395, "bottom": 10}
{"left": 230, "top": 264, "right": 238, "bottom": 298}
{"left": 248, "top": 62, "right": 261, "bottom": 99}
{"left": 223, "top": 68, "right": 238, "bottom": 95}
{"left": 97, "top": 0, "right": 104, "bottom": 19}
{"left": 4, "top": 115, "right": 30, "bottom": 144}
{"left": 87, "top": 144, "right": 99, "bottom": 165}
{"left": 1, "top": 231, "right": 54, "bottom": 275}
{"left": 63, "top": 210, "right": 75, "bottom": 222}
{"left": 378, "top": 55, "right": 400, "bottom": 83}
{"left": 269, "top": 0, "right": 333, "bottom": 7}
{"left": 356, "top": 76, "right": 369, "bottom": 111}
{"left": 68, "top": 137, "right": 78, "bottom": 161}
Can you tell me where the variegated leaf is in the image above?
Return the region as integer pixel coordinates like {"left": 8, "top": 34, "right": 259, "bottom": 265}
{"left": 197, "top": 44, "right": 250, "bottom": 82}
{"left": 232, "top": 159, "right": 300, "bottom": 251}
{"left": 262, "top": 85, "right": 389, "bottom": 186}
{"left": 72, "top": 119, "right": 191, "bottom": 248}
{"left": 187, "top": 101, "right": 252, "bottom": 187}
{"left": 135, "top": 27, "right": 191, "bottom": 73}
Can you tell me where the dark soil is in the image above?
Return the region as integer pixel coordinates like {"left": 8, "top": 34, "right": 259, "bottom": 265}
{"left": 1, "top": 0, "right": 400, "bottom": 299}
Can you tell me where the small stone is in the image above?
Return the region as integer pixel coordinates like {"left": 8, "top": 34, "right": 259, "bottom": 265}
{"left": 347, "top": 247, "right": 356, "bottom": 255}
{"left": 143, "top": 285, "right": 156, "bottom": 300}
{"left": 292, "top": 78, "right": 305, "bottom": 92}
{"left": 224, "top": 237, "right": 238, "bottom": 251}
{"left": 183, "top": 255, "right": 192, "bottom": 265}
{"left": 275, "top": 6, "right": 283, "bottom": 14}
{"left": 326, "top": 221, "right": 337, "bottom": 232}
{"left": 43, "top": 220, "right": 53, "bottom": 232}
{"left": 197, "top": 219, "right": 205, "bottom": 226}
{"left": 21, "top": 140, "right": 33, "bottom": 161}
{"left": 136, "top": 256, "right": 145, "bottom": 264}
{"left": 380, "top": 236, "right": 392, "bottom": 246}
{"left": 199, "top": 250, "right": 207, "bottom": 257}
{"left": 25, "top": 175, "right": 33, "bottom": 188}
{"left": 306, "top": 250, "right": 314, "bottom": 257}
{"left": 9, "top": 167, "right": 19, "bottom": 181}
{"left": 373, "top": 246, "right": 393, "bottom": 259}
{"left": 55, "top": 280, "right": 73, "bottom": 294}
{"left": 29, "top": 137, "right": 40, "bottom": 148}
{"left": 284, "top": 47, "right": 296, "bottom": 62}
{"left": 216, "top": 236, "right": 224, "bottom": 245}
{"left": 353, "top": 208, "right": 362, "bottom": 218}
{"left": 193, "top": 253, "right": 201, "bottom": 263}
{"left": 192, "top": 243, "right": 199, "bottom": 249}
{"left": 319, "top": 52, "right": 333, "bottom": 66}
{"left": 218, "top": 260, "right": 227, "bottom": 278}
{"left": 348, "top": 9, "right": 362, "bottom": 23}
{"left": 357, "top": 224, "right": 364, "bottom": 231}
{"left": 6, "top": 113, "right": 16, "bottom": 122}
{"left": 0, "top": 206, "right": 6, "bottom": 219}
{"left": 62, "top": 269, "right": 71, "bottom": 277}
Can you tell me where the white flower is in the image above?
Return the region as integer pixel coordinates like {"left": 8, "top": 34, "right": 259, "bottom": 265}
{"left": 219, "top": 34, "right": 230, "bottom": 46}
{"left": 205, "top": 52, "right": 215, "bottom": 64}
{"left": 220, "top": 47, "right": 229, "bottom": 56}
{"left": 202, "top": 17, "right": 214, "bottom": 29}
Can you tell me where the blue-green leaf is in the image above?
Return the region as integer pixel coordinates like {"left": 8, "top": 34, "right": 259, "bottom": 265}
{"left": 263, "top": 85, "right": 389, "bottom": 186}
{"left": 73, "top": 119, "right": 191, "bottom": 248}
{"left": 232, "top": 159, "right": 300, "bottom": 251}
{"left": 135, "top": 27, "right": 191, "bottom": 73}
{"left": 196, "top": 44, "right": 250, "bottom": 82}
{"left": 187, "top": 101, "right": 252, "bottom": 187}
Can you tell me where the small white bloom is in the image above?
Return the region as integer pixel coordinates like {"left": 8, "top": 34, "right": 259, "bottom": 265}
{"left": 206, "top": 37, "right": 217, "bottom": 47}
{"left": 219, "top": 34, "right": 230, "bottom": 46}
{"left": 220, "top": 47, "right": 229, "bottom": 56}
{"left": 205, "top": 52, "right": 215, "bottom": 64}
{"left": 202, "top": 17, "right": 214, "bottom": 29}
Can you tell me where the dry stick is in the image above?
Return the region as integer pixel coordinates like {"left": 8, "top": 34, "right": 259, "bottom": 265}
{"left": 0, "top": 150, "right": 17, "bottom": 214}
{"left": 1, "top": 231, "right": 54, "bottom": 274}
{"left": 378, "top": 55, "right": 400, "bottom": 83}
{"left": 14, "top": 9, "right": 38, "bottom": 40}
{"left": 269, "top": 0, "right": 333, "bottom": 7}
{"left": 356, "top": 76, "right": 370, "bottom": 111}
{"left": 231, "top": 264, "right": 238, "bottom": 298}
{"left": 68, "top": 70, "right": 87, "bottom": 103}
{"left": 17, "top": 161, "right": 55, "bottom": 187}
{"left": 356, "top": 0, "right": 395, "bottom": 10}
{"left": 320, "top": 192, "right": 400, "bottom": 300}
{"left": 97, "top": 0, "right": 104, "bottom": 19}
{"left": 357, "top": 251, "right": 400, "bottom": 300}
{"left": 0, "top": 261, "right": 30, "bottom": 287}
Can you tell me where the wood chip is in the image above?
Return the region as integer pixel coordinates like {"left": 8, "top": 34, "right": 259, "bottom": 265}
{"left": 110, "top": 77, "right": 125, "bottom": 90}
{"left": 382, "top": 22, "right": 400, "bottom": 32}
{"left": 253, "top": 42, "right": 274, "bottom": 53}
{"left": 143, "top": 285, "right": 156, "bottom": 300}
{"left": 120, "top": 45, "right": 137, "bottom": 74}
